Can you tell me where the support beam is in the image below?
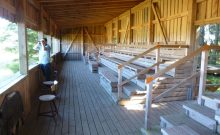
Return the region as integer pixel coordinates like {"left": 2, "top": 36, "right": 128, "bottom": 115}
{"left": 63, "top": 28, "right": 81, "bottom": 57}
{"left": 147, "top": 1, "right": 154, "bottom": 44}
{"left": 84, "top": 27, "right": 98, "bottom": 51}
{"left": 151, "top": 3, "right": 168, "bottom": 44}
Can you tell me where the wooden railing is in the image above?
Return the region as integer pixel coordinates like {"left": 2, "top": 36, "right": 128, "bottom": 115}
{"left": 117, "top": 45, "right": 189, "bottom": 99}
{"left": 144, "top": 45, "right": 220, "bottom": 129}
{"left": 153, "top": 72, "right": 200, "bottom": 102}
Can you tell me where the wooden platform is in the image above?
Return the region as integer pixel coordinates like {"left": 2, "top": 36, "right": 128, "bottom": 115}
{"left": 19, "top": 61, "right": 191, "bottom": 135}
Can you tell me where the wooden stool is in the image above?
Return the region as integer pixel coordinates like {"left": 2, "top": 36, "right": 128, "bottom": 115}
{"left": 42, "top": 80, "right": 58, "bottom": 95}
{"left": 38, "top": 94, "right": 58, "bottom": 121}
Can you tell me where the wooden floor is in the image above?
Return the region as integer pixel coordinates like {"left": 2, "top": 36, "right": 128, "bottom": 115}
{"left": 20, "top": 61, "right": 191, "bottom": 135}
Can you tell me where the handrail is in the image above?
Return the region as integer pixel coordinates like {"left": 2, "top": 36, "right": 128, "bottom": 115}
{"left": 118, "top": 45, "right": 189, "bottom": 69}
{"left": 146, "top": 47, "right": 201, "bottom": 83}
{"left": 144, "top": 44, "right": 220, "bottom": 129}
{"left": 145, "top": 45, "right": 220, "bottom": 84}
{"left": 153, "top": 72, "right": 200, "bottom": 102}
{"left": 118, "top": 61, "right": 164, "bottom": 87}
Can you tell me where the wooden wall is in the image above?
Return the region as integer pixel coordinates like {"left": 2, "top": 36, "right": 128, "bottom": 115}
{"left": 105, "top": 0, "right": 220, "bottom": 48}
{"left": 195, "top": 0, "right": 220, "bottom": 25}
{"left": 61, "top": 25, "right": 105, "bottom": 59}
{"left": 0, "top": 0, "right": 60, "bottom": 36}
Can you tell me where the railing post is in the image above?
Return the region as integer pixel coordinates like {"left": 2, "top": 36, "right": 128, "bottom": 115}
{"left": 118, "top": 66, "right": 123, "bottom": 100}
{"left": 144, "top": 79, "right": 153, "bottom": 130}
{"left": 156, "top": 46, "right": 160, "bottom": 73}
{"left": 198, "top": 48, "right": 209, "bottom": 105}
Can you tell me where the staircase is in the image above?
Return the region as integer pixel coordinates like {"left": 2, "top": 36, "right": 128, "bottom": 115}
{"left": 154, "top": 45, "right": 220, "bottom": 135}
{"left": 98, "top": 45, "right": 191, "bottom": 107}
{"left": 160, "top": 96, "right": 220, "bottom": 135}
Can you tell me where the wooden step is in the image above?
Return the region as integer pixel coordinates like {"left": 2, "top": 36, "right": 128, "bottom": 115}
{"left": 214, "top": 110, "right": 220, "bottom": 134}
{"left": 122, "top": 82, "right": 145, "bottom": 97}
{"left": 182, "top": 102, "right": 217, "bottom": 131}
{"left": 161, "top": 125, "right": 199, "bottom": 135}
{"left": 160, "top": 113, "right": 217, "bottom": 135}
{"left": 153, "top": 95, "right": 187, "bottom": 103}
{"left": 202, "top": 93, "right": 220, "bottom": 110}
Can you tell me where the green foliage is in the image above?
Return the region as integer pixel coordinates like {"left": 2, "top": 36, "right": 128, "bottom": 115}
{"left": 207, "top": 75, "right": 220, "bottom": 84}
{"left": 6, "top": 59, "right": 19, "bottom": 73}
{"left": 27, "top": 28, "right": 38, "bottom": 65}
{"left": 198, "top": 24, "right": 220, "bottom": 66}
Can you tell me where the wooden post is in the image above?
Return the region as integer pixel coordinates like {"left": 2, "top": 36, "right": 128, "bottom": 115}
{"left": 197, "top": 50, "right": 209, "bottom": 105}
{"left": 118, "top": 67, "right": 123, "bottom": 100}
{"left": 152, "top": 3, "right": 168, "bottom": 44}
{"left": 155, "top": 47, "right": 160, "bottom": 73}
{"left": 38, "top": 31, "right": 43, "bottom": 41}
{"left": 81, "top": 27, "right": 84, "bottom": 56}
{"left": 18, "top": 23, "right": 28, "bottom": 75}
{"left": 148, "top": 1, "right": 154, "bottom": 45}
{"left": 144, "top": 81, "right": 153, "bottom": 129}
{"left": 17, "top": 0, "right": 28, "bottom": 75}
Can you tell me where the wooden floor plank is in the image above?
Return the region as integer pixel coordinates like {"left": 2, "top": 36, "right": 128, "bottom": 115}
{"left": 20, "top": 61, "right": 192, "bottom": 135}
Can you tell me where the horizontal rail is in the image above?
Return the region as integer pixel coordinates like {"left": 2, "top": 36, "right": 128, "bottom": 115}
{"left": 206, "top": 84, "right": 220, "bottom": 86}
{"left": 153, "top": 72, "right": 200, "bottom": 102}
{"left": 118, "top": 61, "right": 164, "bottom": 87}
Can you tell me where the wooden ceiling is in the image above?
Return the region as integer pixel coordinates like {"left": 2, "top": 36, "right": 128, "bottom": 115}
{"left": 36, "top": 0, "right": 144, "bottom": 28}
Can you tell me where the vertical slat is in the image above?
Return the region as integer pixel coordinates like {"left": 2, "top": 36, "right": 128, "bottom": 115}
{"left": 206, "top": 0, "right": 212, "bottom": 18}
{"left": 218, "top": 0, "right": 220, "bottom": 16}
{"left": 212, "top": 0, "right": 218, "bottom": 17}
{"left": 198, "top": 50, "right": 209, "bottom": 105}
{"left": 156, "top": 47, "right": 160, "bottom": 73}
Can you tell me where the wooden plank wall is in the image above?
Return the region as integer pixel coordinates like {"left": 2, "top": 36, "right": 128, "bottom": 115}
{"left": 0, "top": 53, "right": 61, "bottom": 116}
{"left": 105, "top": 0, "right": 189, "bottom": 46}
{"left": 0, "top": 0, "right": 61, "bottom": 116}
{"left": 195, "top": 0, "right": 220, "bottom": 25}
{"left": 0, "top": 0, "right": 59, "bottom": 37}
{"left": 61, "top": 25, "right": 104, "bottom": 59}
{"left": 105, "top": 0, "right": 220, "bottom": 47}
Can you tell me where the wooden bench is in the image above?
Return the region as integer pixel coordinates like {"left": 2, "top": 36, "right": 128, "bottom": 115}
{"left": 100, "top": 56, "right": 146, "bottom": 79}
{"left": 88, "top": 60, "right": 98, "bottom": 73}
{"left": 99, "top": 68, "right": 118, "bottom": 95}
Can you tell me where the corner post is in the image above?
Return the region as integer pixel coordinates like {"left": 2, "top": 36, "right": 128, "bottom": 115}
{"left": 118, "top": 65, "right": 123, "bottom": 100}
{"left": 144, "top": 78, "right": 153, "bottom": 129}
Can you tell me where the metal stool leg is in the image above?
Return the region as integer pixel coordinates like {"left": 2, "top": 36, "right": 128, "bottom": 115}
{"left": 52, "top": 100, "right": 58, "bottom": 115}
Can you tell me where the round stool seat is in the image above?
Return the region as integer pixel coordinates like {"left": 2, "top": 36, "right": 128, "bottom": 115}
{"left": 43, "top": 80, "right": 58, "bottom": 86}
{"left": 39, "top": 95, "right": 56, "bottom": 102}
